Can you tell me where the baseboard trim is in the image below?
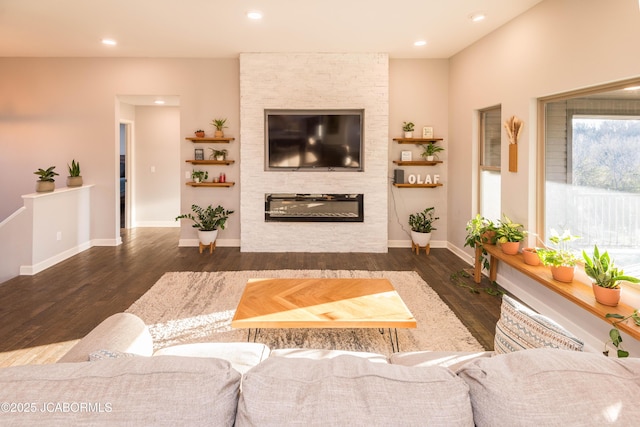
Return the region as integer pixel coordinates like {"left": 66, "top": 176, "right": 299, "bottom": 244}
{"left": 20, "top": 241, "right": 92, "bottom": 276}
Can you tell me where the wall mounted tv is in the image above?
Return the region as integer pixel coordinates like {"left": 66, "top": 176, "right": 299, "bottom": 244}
{"left": 265, "top": 109, "right": 364, "bottom": 171}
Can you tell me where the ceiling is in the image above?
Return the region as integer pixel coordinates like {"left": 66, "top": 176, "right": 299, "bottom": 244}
{"left": 0, "top": 0, "right": 543, "bottom": 59}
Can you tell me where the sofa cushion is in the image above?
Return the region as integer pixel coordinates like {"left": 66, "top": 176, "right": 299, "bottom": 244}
{"left": 390, "top": 350, "right": 493, "bottom": 372}
{"left": 0, "top": 356, "right": 241, "bottom": 426}
{"left": 458, "top": 348, "right": 640, "bottom": 426}
{"left": 153, "top": 342, "right": 270, "bottom": 374}
{"left": 236, "top": 355, "right": 474, "bottom": 426}
{"left": 58, "top": 312, "right": 153, "bottom": 363}
{"left": 494, "top": 295, "right": 584, "bottom": 354}
{"left": 270, "top": 347, "right": 388, "bottom": 363}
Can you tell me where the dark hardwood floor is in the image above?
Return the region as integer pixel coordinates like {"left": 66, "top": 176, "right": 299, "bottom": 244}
{"left": 0, "top": 228, "right": 503, "bottom": 366}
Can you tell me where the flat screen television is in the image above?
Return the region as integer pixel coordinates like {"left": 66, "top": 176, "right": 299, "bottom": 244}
{"left": 265, "top": 109, "right": 364, "bottom": 171}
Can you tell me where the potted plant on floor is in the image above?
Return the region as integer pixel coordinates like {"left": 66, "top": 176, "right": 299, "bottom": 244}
{"left": 34, "top": 166, "right": 59, "bottom": 192}
{"left": 536, "top": 229, "right": 580, "bottom": 282}
{"left": 409, "top": 207, "right": 438, "bottom": 249}
{"left": 211, "top": 118, "right": 227, "bottom": 138}
{"left": 495, "top": 214, "right": 526, "bottom": 255}
{"left": 402, "top": 121, "right": 415, "bottom": 138}
{"left": 420, "top": 143, "right": 444, "bottom": 162}
{"left": 583, "top": 245, "right": 640, "bottom": 307}
{"left": 66, "top": 159, "right": 83, "bottom": 187}
{"left": 175, "top": 203, "right": 234, "bottom": 246}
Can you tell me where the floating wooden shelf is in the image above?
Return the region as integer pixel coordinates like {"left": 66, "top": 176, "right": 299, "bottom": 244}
{"left": 186, "top": 182, "right": 235, "bottom": 187}
{"left": 392, "top": 160, "right": 442, "bottom": 166}
{"left": 392, "top": 183, "right": 443, "bottom": 188}
{"left": 393, "top": 138, "right": 443, "bottom": 144}
{"left": 185, "top": 160, "right": 235, "bottom": 165}
{"left": 185, "top": 137, "right": 234, "bottom": 143}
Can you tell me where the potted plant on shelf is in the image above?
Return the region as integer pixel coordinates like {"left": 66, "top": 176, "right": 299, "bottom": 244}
{"left": 194, "top": 129, "right": 205, "bottom": 138}
{"left": 420, "top": 143, "right": 444, "bottom": 161}
{"left": 66, "top": 159, "right": 82, "bottom": 187}
{"left": 409, "top": 207, "right": 438, "bottom": 249}
{"left": 211, "top": 118, "right": 227, "bottom": 138}
{"left": 175, "top": 204, "right": 235, "bottom": 246}
{"left": 34, "top": 166, "right": 59, "bottom": 192}
{"left": 191, "top": 170, "right": 208, "bottom": 183}
{"left": 495, "top": 214, "right": 526, "bottom": 255}
{"left": 402, "top": 121, "right": 415, "bottom": 138}
{"left": 209, "top": 148, "right": 228, "bottom": 161}
{"left": 582, "top": 245, "right": 640, "bottom": 307}
{"left": 536, "top": 229, "right": 580, "bottom": 282}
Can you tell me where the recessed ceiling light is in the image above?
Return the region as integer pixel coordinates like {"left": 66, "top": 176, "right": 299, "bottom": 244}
{"left": 247, "top": 11, "right": 262, "bottom": 20}
{"left": 154, "top": 100, "right": 165, "bottom": 105}
{"left": 101, "top": 38, "right": 117, "bottom": 46}
{"left": 469, "top": 13, "right": 486, "bottom": 22}
{"left": 623, "top": 85, "right": 640, "bottom": 91}
{"left": 414, "top": 40, "right": 427, "bottom": 47}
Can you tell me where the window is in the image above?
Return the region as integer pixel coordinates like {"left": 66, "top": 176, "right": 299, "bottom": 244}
{"left": 543, "top": 94, "right": 640, "bottom": 276}
{"left": 479, "top": 106, "right": 502, "bottom": 221}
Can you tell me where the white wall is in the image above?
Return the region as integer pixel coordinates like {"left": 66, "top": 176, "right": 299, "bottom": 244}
{"left": 239, "top": 53, "right": 389, "bottom": 252}
{"left": 447, "top": 0, "right": 640, "bottom": 354}
{"left": 133, "top": 106, "right": 180, "bottom": 227}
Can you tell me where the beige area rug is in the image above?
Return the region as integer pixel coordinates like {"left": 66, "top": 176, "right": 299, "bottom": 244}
{"left": 126, "top": 270, "right": 484, "bottom": 356}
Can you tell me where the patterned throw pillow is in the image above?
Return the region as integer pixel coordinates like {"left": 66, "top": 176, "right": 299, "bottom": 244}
{"left": 494, "top": 295, "right": 584, "bottom": 354}
{"left": 89, "top": 349, "right": 138, "bottom": 361}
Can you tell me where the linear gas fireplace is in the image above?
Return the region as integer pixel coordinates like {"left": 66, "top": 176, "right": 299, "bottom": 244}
{"left": 265, "top": 193, "right": 364, "bottom": 222}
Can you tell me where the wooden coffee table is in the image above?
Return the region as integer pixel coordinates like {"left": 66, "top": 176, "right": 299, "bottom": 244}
{"left": 231, "top": 278, "right": 416, "bottom": 352}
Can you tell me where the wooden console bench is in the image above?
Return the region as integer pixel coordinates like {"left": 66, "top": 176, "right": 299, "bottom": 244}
{"left": 475, "top": 243, "right": 640, "bottom": 340}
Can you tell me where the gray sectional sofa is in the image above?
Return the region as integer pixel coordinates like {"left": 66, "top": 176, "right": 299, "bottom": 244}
{"left": 1, "top": 312, "right": 639, "bottom": 426}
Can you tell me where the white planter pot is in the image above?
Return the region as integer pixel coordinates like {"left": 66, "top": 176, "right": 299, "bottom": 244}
{"left": 426, "top": 155, "right": 435, "bottom": 162}
{"left": 411, "top": 230, "right": 432, "bottom": 247}
{"left": 197, "top": 229, "right": 218, "bottom": 245}
{"left": 404, "top": 131, "right": 413, "bottom": 138}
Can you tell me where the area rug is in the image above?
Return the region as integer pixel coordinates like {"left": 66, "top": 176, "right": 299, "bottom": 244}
{"left": 126, "top": 270, "right": 484, "bottom": 356}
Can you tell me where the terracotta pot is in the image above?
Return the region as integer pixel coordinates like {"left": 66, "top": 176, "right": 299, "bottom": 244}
{"left": 550, "top": 265, "right": 574, "bottom": 283}
{"left": 195, "top": 131, "right": 205, "bottom": 138}
{"left": 522, "top": 248, "right": 540, "bottom": 266}
{"left": 500, "top": 241, "right": 520, "bottom": 255}
{"left": 410, "top": 230, "right": 432, "bottom": 248}
{"left": 481, "top": 231, "right": 496, "bottom": 244}
{"left": 592, "top": 284, "right": 621, "bottom": 307}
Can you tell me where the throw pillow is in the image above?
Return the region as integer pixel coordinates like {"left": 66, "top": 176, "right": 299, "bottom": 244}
{"left": 494, "top": 294, "right": 584, "bottom": 354}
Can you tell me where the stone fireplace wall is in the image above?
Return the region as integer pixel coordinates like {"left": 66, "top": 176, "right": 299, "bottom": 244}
{"left": 239, "top": 53, "right": 389, "bottom": 252}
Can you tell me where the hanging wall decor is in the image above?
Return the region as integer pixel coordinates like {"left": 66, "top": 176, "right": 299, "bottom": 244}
{"left": 504, "top": 115, "right": 524, "bottom": 172}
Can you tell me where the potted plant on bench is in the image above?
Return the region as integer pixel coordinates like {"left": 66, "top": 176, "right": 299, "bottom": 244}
{"left": 583, "top": 245, "right": 639, "bottom": 307}
{"left": 175, "top": 204, "right": 235, "bottom": 251}
{"left": 495, "top": 214, "right": 526, "bottom": 255}
{"left": 536, "top": 229, "right": 580, "bottom": 282}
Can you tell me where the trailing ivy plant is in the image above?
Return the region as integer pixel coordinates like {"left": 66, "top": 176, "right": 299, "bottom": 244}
{"left": 604, "top": 310, "right": 640, "bottom": 358}
{"left": 449, "top": 269, "right": 504, "bottom": 296}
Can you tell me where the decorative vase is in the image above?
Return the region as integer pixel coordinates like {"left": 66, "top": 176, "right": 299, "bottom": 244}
{"left": 592, "top": 284, "right": 621, "bottom": 307}
{"left": 550, "top": 265, "right": 575, "bottom": 283}
{"left": 500, "top": 241, "right": 520, "bottom": 255}
{"left": 522, "top": 248, "right": 540, "bottom": 266}
{"left": 410, "top": 230, "right": 431, "bottom": 248}
{"left": 197, "top": 229, "right": 218, "bottom": 246}
{"left": 36, "top": 181, "right": 55, "bottom": 193}
{"left": 66, "top": 176, "right": 83, "bottom": 187}
{"left": 214, "top": 130, "right": 224, "bottom": 138}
